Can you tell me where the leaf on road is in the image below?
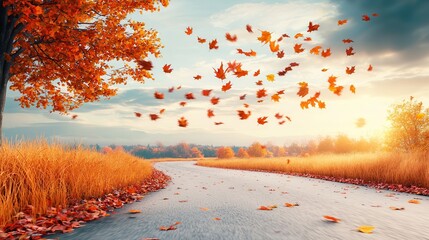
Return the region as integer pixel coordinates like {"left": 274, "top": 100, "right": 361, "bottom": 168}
{"left": 357, "top": 225, "right": 375, "bottom": 234}
{"left": 128, "top": 209, "right": 141, "bottom": 214}
{"left": 408, "top": 199, "right": 420, "bottom": 204}
{"left": 257, "top": 206, "right": 273, "bottom": 210}
{"left": 284, "top": 202, "right": 299, "bottom": 208}
{"left": 389, "top": 206, "right": 405, "bottom": 211}
{"left": 213, "top": 217, "right": 221, "bottom": 221}
{"left": 323, "top": 215, "right": 341, "bottom": 223}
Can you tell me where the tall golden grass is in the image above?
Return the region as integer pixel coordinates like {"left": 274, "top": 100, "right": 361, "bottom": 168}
{"left": 0, "top": 140, "right": 152, "bottom": 226}
{"left": 197, "top": 152, "right": 429, "bottom": 188}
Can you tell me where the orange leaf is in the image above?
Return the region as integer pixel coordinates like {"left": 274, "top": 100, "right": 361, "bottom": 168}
{"left": 350, "top": 85, "right": 356, "bottom": 94}
{"left": 185, "top": 26, "right": 193, "bottom": 35}
{"left": 163, "top": 64, "right": 173, "bottom": 73}
{"left": 346, "top": 47, "right": 355, "bottom": 56}
{"left": 346, "top": 66, "right": 356, "bottom": 75}
{"left": 178, "top": 117, "right": 188, "bottom": 127}
{"left": 197, "top": 37, "right": 206, "bottom": 43}
{"left": 209, "top": 39, "right": 219, "bottom": 50}
{"left": 253, "top": 69, "right": 261, "bottom": 77}
{"left": 362, "top": 15, "right": 370, "bottom": 21}
{"left": 225, "top": 33, "right": 238, "bottom": 42}
{"left": 237, "top": 110, "right": 251, "bottom": 120}
{"left": 154, "top": 92, "right": 164, "bottom": 99}
{"left": 201, "top": 89, "right": 212, "bottom": 97}
{"left": 284, "top": 202, "right": 298, "bottom": 207}
{"left": 310, "top": 46, "right": 322, "bottom": 55}
{"left": 210, "top": 97, "right": 220, "bottom": 105}
{"left": 368, "top": 64, "right": 373, "bottom": 71}
{"left": 207, "top": 109, "right": 215, "bottom": 118}
{"left": 128, "top": 209, "right": 141, "bottom": 214}
{"left": 257, "top": 30, "right": 271, "bottom": 44}
{"left": 213, "top": 62, "right": 226, "bottom": 80}
{"left": 343, "top": 39, "right": 353, "bottom": 44}
{"left": 271, "top": 94, "right": 281, "bottom": 102}
{"left": 277, "top": 50, "right": 285, "bottom": 58}
{"left": 257, "top": 116, "right": 268, "bottom": 125}
{"left": 221, "top": 81, "right": 232, "bottom": 92}
{"left": 269, "top": 41, "right": 279, "bottom": 52}
{"left": 323, "top": 215, "right": 341, "bottom": 223}
{"left": 321, "top": 48, "right": 331, "bottom": 58}
{"left": 338, "top": 19, "right": 348, "bottom": 25}
{"left": 246, "top": 24, "right": 253, "bottom": 33}
{"left": 193, "top": 75, "right": 202, "bottom": 80}
{"left": 294, "top": 33, "right": 303, "bottom": 39}
{"left": 185, "top": 93, "right": 195, "bottom": 100}
{"left": 307, "top": 21, "right": 320, "bottom": 32}
{"left": 256, "top": 88, "right": 267, "bottom": 98}
{"left": 408, "top": 199, "right": 420, "bottom": 204}
{"left": 293, "top": 44, "right": 304, "bottom": 53}
{"left": 257, "top": 205, "right": 272, "bottom": 210}
{"left": 149, "top": 114, "right": 160, "bottom": 121}
{"left": 297, "top": 82, "right": 309, "bottom": 97}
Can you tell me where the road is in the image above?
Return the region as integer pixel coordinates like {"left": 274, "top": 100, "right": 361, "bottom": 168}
{"left": 51, "top": 161, "right": 429, "bottom": 240}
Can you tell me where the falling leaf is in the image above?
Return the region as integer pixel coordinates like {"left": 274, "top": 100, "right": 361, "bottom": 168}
{"left": 278, "top": 120, "right": 286, "bottom": 125}
{"left": 168, "top": 87, "right": 174, "bottom": 93}
{"left": 213, "top": 62, "right": 226, "bottom": 80}
{"left": 368, "top": 64, "right": 373, "bottom": 71}
{"left": 185, "top": 93, "right": 195, "bottom": 100}
{"left": 221, "top": 81, "right": 232, "bottom": 92}
{"left": 343, "top": 39, "right": 353, "bottom": 44}
{"left": 310, "top": 46, "right": 322, "bottom": 55}
{"left": 71, "top": 114, "right": 78, "bottom": 119}
{"left": 159, "top": 109, "right": 165, "bottom": 114}
{"left": 239, "top": 94, "right": 246, "bottom": 100}
{"left": 179, "top": 101, "right": 187, "bottom": 107}
{"left": 321, "top": 68, "right": 328, "bottom": 72}
{"left": 149, "top": 114, "right": 160, "bottom": 121}
{"left": 197, "top": 37, "right": 206, "bottom": 43}
{"left": 256, "top": 88, "right": 267, "bottom": 98}
{"left": 134, "top": 112, "right": 142, "bottom": 118}
{"left": 304, "top": 37, "right": 312, "bottom": 41}
{"left": 408, "top": 199, "right": 420, "bottom": 204}
{"left": 226, "top": 33, "right": 238, "bottom": 42}
{"left": 253, "top": 69, "right": 261, "bottom": 76}
{"left": 193, "top": 75, "right": 202, "bottom": 80}
{"left": 209, "top": 39, "right": 219, "bottom": 50}
{"left": 271, "top": 94, "right": 281, "bottom": 102}
{"left": 257, "top": 30, "right": 272, "bottom": 44}
{"left": 154, "top": 92, "right": 164, "bottom": 100}
{"left": 294, "top": 33, "right": 303, "bottom": 39}
{"left": 214, "top": 122, "right": 224, "bottom": 125}
{"left": 362, "top": 15, "right": 371, "bottom": 21}
{"left": 294, "top": 44, "right": 304, "bottom": 53}
{"left": 350, "top": 85, "right": 356, "bottom": 94}
{"left": 307, "top": 21, "right": 320, "bottom": 32}
{"left": 269, "top": 41, "right": 280, "bottom": 52}
{"left": 178, "top": 117, "right": 188, "bottom": 127}
{"left": 346, "top": 47, "right": 355, "bottom": 56}
{"left": 277, "top": 50, "right": 285, "bottom": 58}
{"left": 137, "top": 60, "right": 153, "bottom": 70}
{"left": 257, "top": 116, "right": 268, "bottom": 125}
{"left": 338, "top": 19, "right": 348, "bottom": 25}
{"left": 211, "top": 97, "right": 220, "bottom": 105}
{"left": 246, "top": 24, "right": 253, "bottom": 33}
{"left": 357, "top": 225, "right": 375, "bottom": 234}
{"left": 207, "top": 109, "right": 215, "bottom": 118}
{"left": 266, "top": 74, "right": 275, "bottom": 82}
{"left": 297, "top": 82, "right": 309, "bottom": 97}
{"left": 323, "top": 215, "right": 341, "bottom": 223}
{"left": 237, "top": 110, "right": 251, "bottom": 120}
{"left": 256, "top": 80, "right": 263, "bottom": 86}
{"left": 202, "top": 89, "right": 212, "bottom": 97}
{"left": 185, "top": 26, "right": 193, "bottom": 35}
{"left": 346, "top": 66, "right": 356, "bottom": 75}
{"left": 275, "top": 113, "right": 283, "bottom": 119}
{"left": 163, "top": 64, "right": 173, "bottom": 73}
{"left": 321, "top": 48, "right": 331, "bottom": 58}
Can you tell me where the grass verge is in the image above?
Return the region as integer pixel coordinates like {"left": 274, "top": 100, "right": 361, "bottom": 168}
{"left": 0, "top": 140, "right": 161, "bottom": 229}
{"left": 197, "top": 152, "right": 429, "bottom": 195}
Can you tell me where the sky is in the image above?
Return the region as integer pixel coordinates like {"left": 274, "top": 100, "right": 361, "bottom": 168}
{"left": 3, "top": 0, "right": 429, "bottom": 146}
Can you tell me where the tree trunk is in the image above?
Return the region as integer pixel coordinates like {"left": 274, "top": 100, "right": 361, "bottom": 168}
{"left": 0, "top": 2, "right": 24, "bottom": 146}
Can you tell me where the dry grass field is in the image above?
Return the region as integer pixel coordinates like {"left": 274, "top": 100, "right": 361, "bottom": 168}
{"left": 197, "top": 152, "right": 429, "bottom": 189}
{"left": 0, "top": 140, "right": 153, "bottom": 226}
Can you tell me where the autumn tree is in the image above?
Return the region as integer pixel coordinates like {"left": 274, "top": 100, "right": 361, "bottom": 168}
{"left": 385, "top": 97, "right": 429, "bottom": 152}
{"left": 334, "top": 134, "right": 354, "bottom": 153}
{"left": 190, "top": 147, "right": 204, "bottom": 158}
{"left": 247, "top": 142, "right": 267, "bottom": 158}
{"left": 236, "top": 147, "right": 249, "bottom": 158}
{"left": 216, "top": 146, "right": 235, "bottom": 159}
{"left": 317, "top": 136, "right": 335, "bottom": 153}
{"left": 0, "top": 0, "right": 169, "bottom": 145}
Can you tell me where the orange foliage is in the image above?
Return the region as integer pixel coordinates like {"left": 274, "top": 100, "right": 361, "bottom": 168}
{"left": 216, "top": 146, "right": 235, "bottom": 159}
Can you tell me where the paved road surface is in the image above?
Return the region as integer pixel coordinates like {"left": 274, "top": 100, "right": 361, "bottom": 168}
{"left": 51, "top": 162, "right": 429, "bottom": 240}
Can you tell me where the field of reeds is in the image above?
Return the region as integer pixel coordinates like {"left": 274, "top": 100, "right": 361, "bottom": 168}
{"left": 197, "top": 152, "right": 429, "bottom": 189}
{"left": 0, "top": 140, "right": 153, "bottom": 226}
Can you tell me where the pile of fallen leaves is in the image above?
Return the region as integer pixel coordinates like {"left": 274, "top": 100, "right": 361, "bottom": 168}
{"left": 252, "top": 170, "right": 429, "bottom": 196}
{"left": 0, "top": 169, "right": 170, "bottom": 239}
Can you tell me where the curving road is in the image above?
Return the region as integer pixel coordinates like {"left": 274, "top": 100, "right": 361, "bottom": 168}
{"left": 51, "top": 162, "right": 429, "bottom": 240}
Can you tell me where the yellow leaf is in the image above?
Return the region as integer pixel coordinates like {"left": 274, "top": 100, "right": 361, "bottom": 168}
{"left": 266, "top": 74, "right": 275, "bottom": 82}
{"left": 358, "top": 225, "right": 375, "bottom": 234}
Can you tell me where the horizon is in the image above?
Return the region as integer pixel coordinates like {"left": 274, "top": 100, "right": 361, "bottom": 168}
{"left": 3, "top": 0, "right": 429, "bottom": 146}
